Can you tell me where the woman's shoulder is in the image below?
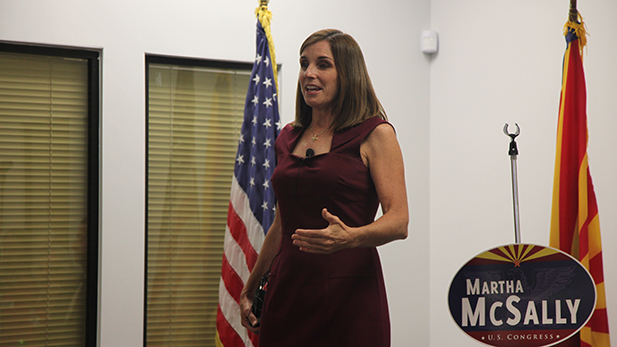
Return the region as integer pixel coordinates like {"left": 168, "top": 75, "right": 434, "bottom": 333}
{"left": 279, "top": 122, "right": 300, "bottom": 138}
{"left": 275, "top": 122, "right": 303, "bottom": 152}
{"left": 353, "top": 116, "right": 392, "bottom": 135}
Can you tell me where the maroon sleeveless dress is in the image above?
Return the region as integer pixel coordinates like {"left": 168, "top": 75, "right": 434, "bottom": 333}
{"left": 259, "top": 117, "right": 391, "bottom": 346}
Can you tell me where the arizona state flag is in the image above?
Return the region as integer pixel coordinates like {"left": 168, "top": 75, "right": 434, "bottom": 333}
{"left": 549, "top": 15, "right": 611, "bottom": 347}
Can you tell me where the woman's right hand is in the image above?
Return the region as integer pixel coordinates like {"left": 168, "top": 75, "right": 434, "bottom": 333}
{"left": 240, "top": 288, "right": 260, "bottom": 333}
{"left": 238, "top": 205, "right": 282, "bottom": 334}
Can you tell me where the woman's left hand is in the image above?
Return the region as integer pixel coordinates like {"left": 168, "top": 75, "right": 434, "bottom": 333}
{"left": 291, "top": 208, "right": 356, "bottom": 254}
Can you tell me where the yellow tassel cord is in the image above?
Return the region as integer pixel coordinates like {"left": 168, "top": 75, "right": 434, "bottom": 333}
{"left": 255, "top": 4, "right": 278, "bottom": 93}
{"left": 564, "top": 11, "right": 588, "bottom": 59}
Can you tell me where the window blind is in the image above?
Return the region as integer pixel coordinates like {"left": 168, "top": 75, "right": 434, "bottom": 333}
{"left": 146, "top": 63, "right": 250, "bottom": 346}
{"left": 0, "top": 52, "right": 88, "bottom": 346}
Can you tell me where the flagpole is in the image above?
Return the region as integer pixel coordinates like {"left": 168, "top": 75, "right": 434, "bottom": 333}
{"left": 504, "top": 124, "right": 521, "bottom": 244}
{"left": 569, "top": 0, "right": 577, "bottom": 22}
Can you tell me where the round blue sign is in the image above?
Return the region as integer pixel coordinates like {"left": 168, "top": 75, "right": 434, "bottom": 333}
{"left": 448, "top": 244, "right": 596, "bottom": 347}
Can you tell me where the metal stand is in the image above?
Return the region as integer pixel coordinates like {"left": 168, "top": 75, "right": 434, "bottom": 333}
{"left": 503, "top": 124, "right": 521, "bottom": 244}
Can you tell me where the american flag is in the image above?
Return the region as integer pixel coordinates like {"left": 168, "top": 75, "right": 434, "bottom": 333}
{"left": 215, "top": 13, "right": 280, "bottom": 347}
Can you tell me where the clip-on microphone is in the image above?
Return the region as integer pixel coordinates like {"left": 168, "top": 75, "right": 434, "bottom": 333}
{"left": 305, "top": 148, "right": 315, "bottom": 158}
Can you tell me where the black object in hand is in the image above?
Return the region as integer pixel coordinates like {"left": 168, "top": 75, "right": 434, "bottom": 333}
{"left": 250, "top": 272, "right": 269, "bottom": 327}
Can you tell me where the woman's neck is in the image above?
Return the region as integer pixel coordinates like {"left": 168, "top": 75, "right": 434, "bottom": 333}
{"left": 310, "top": 110, "right": 335, "bottom": 130}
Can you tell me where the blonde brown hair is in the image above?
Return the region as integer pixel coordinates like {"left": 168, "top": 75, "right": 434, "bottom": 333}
{"left": 294, "top": 29, "right": 387, "bottom": 131}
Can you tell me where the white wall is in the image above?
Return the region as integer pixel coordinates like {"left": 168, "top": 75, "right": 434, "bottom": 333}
{"left": 430, "top": 1, "right": 617, "bottom": 346}
{"left": 0, "top": 1, "right": 430, "bottom": 346}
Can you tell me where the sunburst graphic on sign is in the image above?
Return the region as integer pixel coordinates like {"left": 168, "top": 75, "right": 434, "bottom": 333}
{"left": 475, "top": 244, "right": 561, "bottom": 267}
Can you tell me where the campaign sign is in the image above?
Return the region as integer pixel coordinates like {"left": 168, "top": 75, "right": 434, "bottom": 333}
{"left": 448, "top": 244, "right": 596, "bottom": 347}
